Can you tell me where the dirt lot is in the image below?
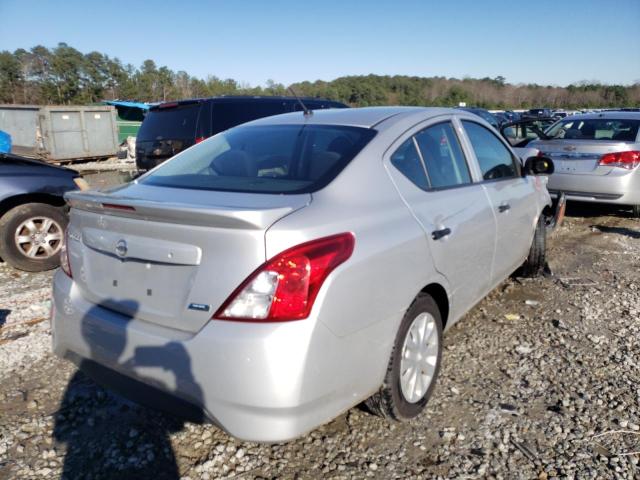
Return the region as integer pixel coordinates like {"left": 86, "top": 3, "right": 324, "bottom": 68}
{"left": 1, "top": 188, "right": 639, "bottom": 479}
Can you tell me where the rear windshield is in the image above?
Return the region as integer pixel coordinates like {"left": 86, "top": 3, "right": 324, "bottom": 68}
{"left": 545, "top": 118, "right": 640, "bottom": 141}
{"left": 137, "top": 103, "right": 200, "bottom": 141}
{"left": 140, "top": 124, "right": 376, "bottom": 194}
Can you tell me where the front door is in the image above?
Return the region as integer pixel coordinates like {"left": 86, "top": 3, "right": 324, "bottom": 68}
{"left": 460, "top": 120, "right": 538, "bottom": 284}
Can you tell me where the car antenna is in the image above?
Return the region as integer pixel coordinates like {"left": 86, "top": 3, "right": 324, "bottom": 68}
{"left": 288, "top": 87, "right": 312, "bottom": 117}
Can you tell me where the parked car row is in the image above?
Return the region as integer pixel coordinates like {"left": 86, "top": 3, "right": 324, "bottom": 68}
{"left": 3, "top": 95, "right": 638, "bottom": 444}
{"left": 502, "top": 111, "right": 640, "bottom": 217}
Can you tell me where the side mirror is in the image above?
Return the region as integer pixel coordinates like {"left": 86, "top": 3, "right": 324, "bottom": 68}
{"left": 524, "top": 156, "right": 554, "bottom": 176}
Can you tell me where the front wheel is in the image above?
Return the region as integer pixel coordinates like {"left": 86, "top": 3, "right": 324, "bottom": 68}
{"left": 0, "top": 203, "right": 68, "bottom": 272}
{"left": 521, "top": 214, "right": 547, "bottom": 277}
{"left": 365, "top": 293, "right": 443, "bottom": 420}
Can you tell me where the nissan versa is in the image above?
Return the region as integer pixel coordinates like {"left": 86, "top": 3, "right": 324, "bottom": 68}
{"left": 51, "top": 107, "right": 554, "bottom": 442}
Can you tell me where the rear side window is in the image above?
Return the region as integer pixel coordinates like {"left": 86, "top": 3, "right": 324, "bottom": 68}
{"left": 211, "top": 101, "right": 290, "bottom": 134}
{"left": 414, "top": 123, "right": 471, "bottom": 188}
{"left": 137, "top": 103, "right": 200, "bottom": 141}
{"left": 141, "top": 124, "right": 376, "bottom": 194}
{"left": 462, "top": 121, "right": 519, "bottom": 180}
{"left": 390, "top": 138, "right": 430, "bottom": 190}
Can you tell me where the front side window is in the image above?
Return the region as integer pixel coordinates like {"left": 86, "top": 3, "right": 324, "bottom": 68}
{"left": 462, "top": 121, "right": 519, "bottom": 180}
{"left": 140, "top": 124, "right": 376, "bottom": 194}
{"left": 414, "top": 123, "right": 471, "bottom": 189}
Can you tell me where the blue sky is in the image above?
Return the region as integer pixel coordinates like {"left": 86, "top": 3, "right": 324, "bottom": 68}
{"left": 1, "top": 0, "right": 638, "bottom": 87}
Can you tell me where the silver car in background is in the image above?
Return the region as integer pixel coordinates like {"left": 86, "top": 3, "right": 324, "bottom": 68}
{"left": 528, "top": 112, "right": 640, "bottom": 217}
{"left": 51, "top": 107, "right": 553, "bottom": 442}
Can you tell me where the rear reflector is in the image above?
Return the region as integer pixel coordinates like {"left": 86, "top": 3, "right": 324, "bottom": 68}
{"left": 599, "top": 151, "right": 640, "bottom": 170}
{"left": 60, "top": 229, "right": 72, "bottom": 278}
{"left": 102, "top": 203, "right": 136, "bottom": 211}
{"left": 214, "top": 233, "right": 355, "bottom": 322}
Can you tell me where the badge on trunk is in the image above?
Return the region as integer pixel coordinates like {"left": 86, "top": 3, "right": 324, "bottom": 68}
{"left": 188, "top": 303, "right": 210, "bottom": 312}
{"left": 115, "top": 239, "right": 128, "bottom": 257}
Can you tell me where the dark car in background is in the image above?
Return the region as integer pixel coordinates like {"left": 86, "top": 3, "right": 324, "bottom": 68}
{"left": 0, "top": 153, "right": 85, "bottom": 271}
{"left": 135, "top": 96, "right": 348, "bottom": 171}
{"left": 455, "top": 107, "right": 499, "bottom": 130}
{"left": 524, "top": 108, "right": 553, "bottom": 119}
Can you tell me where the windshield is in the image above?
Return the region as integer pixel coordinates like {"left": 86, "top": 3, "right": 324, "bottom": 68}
{"left": 545, "top": 118, "right": 640, "bottom": 141}
{"left": 140, "top": 124, "right": 376, "bottom": 194}
{"left": 137, "top": 103, "right": 200, "bottom": 141}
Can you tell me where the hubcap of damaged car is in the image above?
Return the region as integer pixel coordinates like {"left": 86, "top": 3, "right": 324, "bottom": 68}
{"left": 14, "top": 217, "right": 63, "bottom": 259}
{"left": 400, "top": 312, "right": 439, "bottom": 403}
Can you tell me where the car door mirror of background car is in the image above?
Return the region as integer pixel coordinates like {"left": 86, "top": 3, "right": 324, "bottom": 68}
{"left": 523, "top": 156, "right": 554, "bottom": 176}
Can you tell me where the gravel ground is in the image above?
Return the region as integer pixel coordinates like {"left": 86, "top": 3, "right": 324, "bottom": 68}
{"left": 0, "top": 194, "right": 639, "bottom": 479}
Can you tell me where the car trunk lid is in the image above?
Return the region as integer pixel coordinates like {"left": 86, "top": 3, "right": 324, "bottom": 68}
{"left": 65, "top": 184, "right": 310, "bottom": 333}
{"left": 534, "top": 139, "right": 634, "bottom": 176}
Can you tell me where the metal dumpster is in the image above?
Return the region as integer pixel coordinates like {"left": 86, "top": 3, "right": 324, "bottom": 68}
{"left": 0, "top": 105, "right": 119, "bottom": 162}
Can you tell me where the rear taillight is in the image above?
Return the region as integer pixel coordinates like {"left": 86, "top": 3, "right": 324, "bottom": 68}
{"left": 195, "top": 136, "right": 206, "bottom": 144}
{"left": 599, "top": 151, "right": 640, "bottom": 170}
{"left": 214, "top": 233, "right": 355, "bottom": 322}
{"left": 60, "top": 229, "right": 72, "bottom": 278}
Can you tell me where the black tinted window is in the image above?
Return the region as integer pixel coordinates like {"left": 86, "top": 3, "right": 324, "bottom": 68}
{"left": 462, "top": 121, "right": 519, "bottom": 180}
{"left": 141, "top": 125, "right": 375, "bottom": 194}
{"left": 390, "top": 138, "right": 429, "bottom": 190}
{"left": 137, "top": 103, "right": 200, "bottom": 141}
{"left": 212, "top": 101, "right": 290, "bottom": 133}
{"left": 414, "top": 123, "right": 471, "bottom": 188}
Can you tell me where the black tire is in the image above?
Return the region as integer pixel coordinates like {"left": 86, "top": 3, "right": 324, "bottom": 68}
{"left": 631, "top": 205, "right": 640, "bottom": 219}
{"left": 521, "top": 214, "right": 546, "bottom": 277}
{"left": 0, "top": 203, "right": 68, "bottom": 272}
{"left": 365, "top": 293, "right": 443, "bottom": 420}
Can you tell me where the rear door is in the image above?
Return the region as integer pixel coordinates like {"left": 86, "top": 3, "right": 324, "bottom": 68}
{"left": 385, "top": 118, "right": 495, "bottom": 320}
{"left": 460, "top": 119, "right": 537, "bottom": 283}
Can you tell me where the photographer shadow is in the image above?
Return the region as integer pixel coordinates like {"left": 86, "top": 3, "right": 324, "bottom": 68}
{"left": 54, "top": 301, "right": 205, "bottom": 480}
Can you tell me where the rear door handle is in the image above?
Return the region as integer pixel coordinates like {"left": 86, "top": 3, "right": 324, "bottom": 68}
{"left": 498, "top": 204, "right": 511, "bottom": 213}
{"left": 431, "top": 227, "right": 451, "bottom": 240}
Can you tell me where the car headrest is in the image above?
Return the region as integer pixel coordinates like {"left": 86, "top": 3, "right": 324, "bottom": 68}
{"left": 211, "top": 150, "right": 257, "bottom": 177}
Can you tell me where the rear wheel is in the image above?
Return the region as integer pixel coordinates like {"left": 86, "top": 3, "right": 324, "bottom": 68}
{"left": 0, "top": 203, "right": 67, "bottom": 272}
{"left": 521, "top": 214, "right": 546, "bottom": 277}
{"left": 365, "top": 293, "right": 443, "bottom": 420}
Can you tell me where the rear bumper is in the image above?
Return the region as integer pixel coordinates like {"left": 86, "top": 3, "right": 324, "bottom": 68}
{"left": 547, "top": 169, "right": 640, "bottom": 205}
{"left": 51, "top": 271, "right": 390, "bottom": 442}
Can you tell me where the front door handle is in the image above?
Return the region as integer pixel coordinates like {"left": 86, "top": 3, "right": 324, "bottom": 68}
{"left": 431, "top": 227, "right": 451, "bottom": 240}
{"left": 498, "top": 204, "right": 511, "bottom": 213}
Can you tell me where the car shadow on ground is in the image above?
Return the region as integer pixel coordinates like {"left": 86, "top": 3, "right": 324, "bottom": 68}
{"left": 0, "top": 309, "right": 10, "bottom": 327}
{"left": 589, "top": 224, "right": 640, "bottom": 239}
{"left": 53, "top": 301, "right": 206, "bottom": 480}
{"left": 564, "top": 202, "right": 638, "bottom": 219}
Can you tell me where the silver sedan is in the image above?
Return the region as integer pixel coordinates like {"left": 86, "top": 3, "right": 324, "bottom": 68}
{"left": 51, "top": 107, "right": 552, "bottom": 442}
{"left": 528, "top": 112, "right": 640, "bottom": 217}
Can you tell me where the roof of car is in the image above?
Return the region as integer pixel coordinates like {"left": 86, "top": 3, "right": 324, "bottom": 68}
{"left": 560, "top": 111, "right": 640, "bottom": 121}
{"left": 243, "top": 106, "right": 459, "bottom": 129}
{"left": 153, "top": 96, "right": 345, "bottom": 107}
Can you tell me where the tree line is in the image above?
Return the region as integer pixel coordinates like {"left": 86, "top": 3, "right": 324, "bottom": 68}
{"left": 0, "top": 43, "right": 638, "bottom": 109}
